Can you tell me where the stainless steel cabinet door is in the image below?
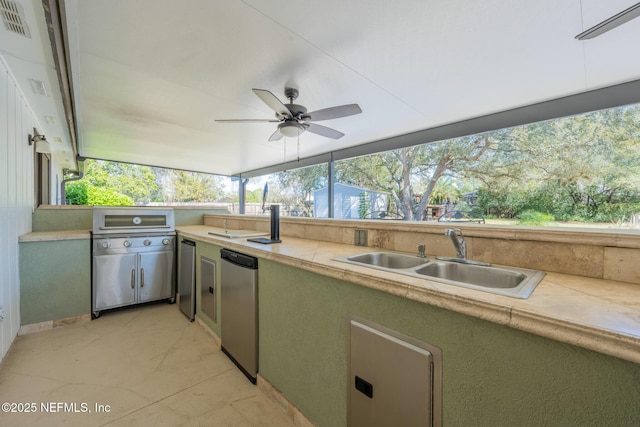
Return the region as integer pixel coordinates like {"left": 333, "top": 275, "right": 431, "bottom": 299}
{"left": 200, "top": 257, "right": 216, "bottom": 322}
{"left": 138, "top": 251, "right": 174, "bottom": 303}
{"left": 349, "top": 319, "right": 435, "bottom": 427}
{"left": 93, "top": 253, "right": 137, "bottom": 310}
{"left": 221, "top": 258, "right": 258, "bottom": 378}
{"left": 178, "top": 241, "right": 196, "bottom": 320}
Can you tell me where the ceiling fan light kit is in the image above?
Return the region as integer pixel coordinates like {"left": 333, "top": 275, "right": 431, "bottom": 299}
{"left": 278, "top": 121, "right": 305, "bottom": 138}
{"left": 216, "top": 87, "right": 362, "bottom": 141}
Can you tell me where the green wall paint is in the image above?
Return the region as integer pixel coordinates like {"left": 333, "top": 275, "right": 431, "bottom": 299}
{"left": 32, "top": 208, "right": 93, "bottom": 231}
{"left": 32, "top": 207, "right": 230, "bottom": 231}
{"left": 259, "top": 259, "right": 640, "bottom": 427}
{"left": 19, "top": 239, "right": 91, "bottom": 324}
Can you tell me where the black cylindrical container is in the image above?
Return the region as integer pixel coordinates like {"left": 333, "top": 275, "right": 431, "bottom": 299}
{"left": 270, "top": 204, "right": 280, "bottom": 241}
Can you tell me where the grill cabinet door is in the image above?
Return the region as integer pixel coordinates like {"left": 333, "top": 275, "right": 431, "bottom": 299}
{"left": 93, "top": 253, "right": 137, "bottom": 310}
{"left": 138, "top": 251, "right": 174, "bottom": 303}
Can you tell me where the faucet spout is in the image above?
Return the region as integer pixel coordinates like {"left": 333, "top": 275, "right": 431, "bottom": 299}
{"left": 445, "top": 228, "right": 466, "bottom": 259}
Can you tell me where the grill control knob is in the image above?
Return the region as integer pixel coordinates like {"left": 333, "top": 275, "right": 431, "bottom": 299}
{"left": 123, "top": 240, "right": 132, "bottom": 248}
{"left": 162, "top": 238, "right": 170, "bottom": 245}
{"left": 101, "top": 242, "right": 110, "bottom": 249}
{"left": 144, "top": 239, "right": 151, "bottom": 246}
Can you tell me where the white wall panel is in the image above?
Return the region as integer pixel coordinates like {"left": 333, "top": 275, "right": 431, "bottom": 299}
{"left": 0, "top": 56, "right": 8, "bottom": 359}
{"left": 0, "top": 57, "right": 36, "bottom": 361}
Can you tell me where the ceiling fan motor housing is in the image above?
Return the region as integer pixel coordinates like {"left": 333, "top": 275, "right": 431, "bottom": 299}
{"left": 286, "top": 104, "right": 307, "bottom": 118}
{"left": 284, "top": 87, "right": 299, "bottom": 101}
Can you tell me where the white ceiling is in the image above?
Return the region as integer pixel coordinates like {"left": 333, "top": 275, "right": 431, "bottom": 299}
{"left": 0, "top": 0, "right": 74, "bottom": 169}
{"left": 3, "top": 0, "right": 640, "bottom": 176}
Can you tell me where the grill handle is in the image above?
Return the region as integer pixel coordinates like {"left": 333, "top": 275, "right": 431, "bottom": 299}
{"left": 130, "top": 269, "right": 135, "bottom": 289}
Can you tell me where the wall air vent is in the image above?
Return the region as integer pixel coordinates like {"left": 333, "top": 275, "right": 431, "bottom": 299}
{"left": 0, "top": 0, "right": 31, "bottom": 37}
{"left": 29, "top": 78, "right": 47, "bottom": 96}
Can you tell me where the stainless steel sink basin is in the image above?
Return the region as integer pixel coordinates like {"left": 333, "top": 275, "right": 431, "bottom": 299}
{"left": 346, "top": 252, "right": 429, "bottom": 269}
{"left": 415, "top": 262, "right": 525, "bottom": 288}
{"left": 334, "top": 251, "right": 545, "bottom": 298}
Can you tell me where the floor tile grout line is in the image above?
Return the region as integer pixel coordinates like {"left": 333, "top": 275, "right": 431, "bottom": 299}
{"left": 98, "top": 368, "right": 235, "bottom": 426}
{"left": 153, "top": 324, "right": 193, "bottom": 371}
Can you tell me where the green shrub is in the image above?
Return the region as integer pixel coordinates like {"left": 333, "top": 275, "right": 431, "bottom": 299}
{"left": 590, "top": 203, "right": 640, "bottom": 224}
{"left": 516, "top": 210, "right": 555, "bottom": 226}
{"left": 65, "top": 181, "right": 89, "bottom": 205}
{"left": 88, "top": 185, "right": 134, "bottom": 206}
{"left": 66, "top": 181, "right": 133, "bottom": 206}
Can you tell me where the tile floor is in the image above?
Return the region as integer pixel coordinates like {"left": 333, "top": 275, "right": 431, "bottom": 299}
{"left": 0, "top": 303, "right": 294, "bottom": 426}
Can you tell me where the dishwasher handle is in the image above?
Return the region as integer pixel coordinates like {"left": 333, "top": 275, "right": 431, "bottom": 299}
{"left": 221, "top": 248, "right": 258, "bottom": 269}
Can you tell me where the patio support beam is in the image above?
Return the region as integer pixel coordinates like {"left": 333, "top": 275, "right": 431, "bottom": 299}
{"left": 327, "top": 155, "right": 335, "bottom": 218}
{"left": 238, "top": 177, "right": 248, "bottom": 214}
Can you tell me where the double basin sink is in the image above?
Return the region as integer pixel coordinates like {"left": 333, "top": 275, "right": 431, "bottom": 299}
{"left": 334, "top": 252, "right": 545, "bottom": 298}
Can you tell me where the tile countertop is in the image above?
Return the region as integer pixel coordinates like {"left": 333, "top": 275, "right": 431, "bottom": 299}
{"left": 19, "top": 229, "right": 91, "bottom": 242}
{"left": 177, "top": 225, "right": 640, "bottom": 365}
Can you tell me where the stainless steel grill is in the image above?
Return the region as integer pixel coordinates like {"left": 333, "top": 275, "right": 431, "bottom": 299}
{"left": 93, "top": 207, "right": 175, "bottom": 234}
{"left": 91, "top": 207, "right": 176, "bottom": 318}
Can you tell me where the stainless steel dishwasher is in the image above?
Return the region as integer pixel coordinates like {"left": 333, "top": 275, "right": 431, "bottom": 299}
{"left": 178, "top": 239, "right": 196, "bottom": 321}
{"left": 220, "top": 248, "right": 259, "bottom": 383}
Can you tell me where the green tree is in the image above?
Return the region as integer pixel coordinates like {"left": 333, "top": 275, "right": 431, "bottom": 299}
{"left": 358, "top": 192, "right": 369, "bottom": 219}
{"left": 81, "top": 160, "right": 160, "bottom": 204}
{"left": 336, "top": 135, "right": 494, "bottom": 220}
{"left": 474, "top": 105, "right": 640, "bottom": 221}
{"left": 272, "top": 164, "right": 327, "bottom": 215}
{"left": 246, "top": 188, "right": 263, "bottom": 203}
{"left": 67, "top": 159, "right": 228, "bottom": 205}
{"left": 430, "top": 178, "right": 462, "bottom": 205}
{"left": 157, "top": 169, "right": 223, "bottom": 203}
{"left": 66, "top": 181, "right": 133, "bottom": 206}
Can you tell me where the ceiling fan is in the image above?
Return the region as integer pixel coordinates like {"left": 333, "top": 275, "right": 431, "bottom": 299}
{"left": 216, "top": 88, "right": 362, "bottom": 141}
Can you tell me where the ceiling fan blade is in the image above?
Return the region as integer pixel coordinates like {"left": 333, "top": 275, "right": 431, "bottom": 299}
{"left": 252, "top": 89, "right": 292, "bottom": 119}
{"left": 305, "top": 104, "right": 362, "bottom": 122}
{"left": 575, "top": 2, "right": 640, "bottom": 40}
{"left": 215, "top": 119, "right": 280, "bottom": 123}
{"left": 268, "top": 129, "right": 284, "bottom": 141}
{"left": 305, "top": 123, "right": 345, "bottom": 139}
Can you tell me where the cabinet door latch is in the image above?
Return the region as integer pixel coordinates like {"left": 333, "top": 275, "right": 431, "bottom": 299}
{"left": 355, "top": 376, "right": 373, "bottom": 398}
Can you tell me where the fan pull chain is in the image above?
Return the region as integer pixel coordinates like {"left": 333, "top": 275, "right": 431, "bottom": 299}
{"left": 283, "top": 138, "right": 287, "bottom": 162}
{"left": 297, "top": 133, "right": 300, "bottom": 161}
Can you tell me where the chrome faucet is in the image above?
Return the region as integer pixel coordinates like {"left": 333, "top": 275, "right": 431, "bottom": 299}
{"left": 445, "top": 228, "right": 466, "bottom": 259}
{"left": 417, "top": 244, "right": 426, "bottom": 258}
